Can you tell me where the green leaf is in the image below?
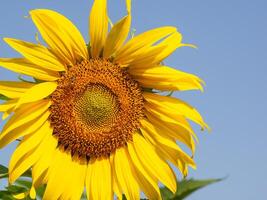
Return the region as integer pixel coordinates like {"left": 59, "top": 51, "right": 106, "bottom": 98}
{"left": 0, "top": 164, "right": 8, "bottom": 179}
{"left": 33, "top": 78, "right": 44, "bottom": 84}
{"left": 0, "top": 164, "right": 8, "bottom": 174}
{"left": 0, "top": 94, "right": 10, "bottom": 101}
{"left": 166, "top": 91, "right": 174, "bottom": 97}
{"left": 130, "top": 28, "right": 137, "bottom": 38}
{"left": 35, "top": 185, "right": 46, "bottom": 199}
{"left": 0, "top": 165, "right": 31, "bottom": 181}
{"left": 160, "top": 178, "right": 223, "bottom": 200}
{"left": 5, "top": 184, "right": 27, "bottom": 194}
{"left": 15, "top": 179, "right": 32, "bottom": 189}
{"left": 80, "top": 191, "right": 87, "bottom": 200}
{"left": 0, "top": 191, "right": 14, "bottom": 200}
{"left": 21, "top": 170, "right": 32, "bottom": 179}
{"left": 0, "top": 178, "right": 33, "bottom": 200}
{"left": 18, "top": 75, "right": 34, "bottom": 83}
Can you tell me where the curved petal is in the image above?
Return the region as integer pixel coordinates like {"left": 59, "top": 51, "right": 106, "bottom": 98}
{"left": 32, "top": 134, "right": 58, "bottom": 187}
{"left": 128, "top": 31, "right": 196, "bottom": 69}
{"left": 16, "top": 82, "right": 57, "bottom": 108}
{"left": 59, "top": 159, "right": 87, "bottom": 200}
{"left": 9, "top": 132, "right": 52, "bottom": 183}
{"left": 129, "top": 32, "right": 186, "bottom": 68}
{"left": 4, "top": 38, "right": 65, "bottom": 71}
{"left": 103, "top": 0, "right": 131, "bottom": 58}
{"left": 114, "top": 26, "right": 177, "bottom": 65}
{"left": 130, "top": 65, "right": 204, "bottom": 91}
{"left": 143, "top": 92, "right": 209, "bottom": 130}
{"left": 86, "top": 158, "right": 112, "bottom": 200}
{"left": 124, "top": 45, "right": 166, "bottom": 67}
{"left": 142, "top": 130, "right": 192, "bottom": 177}
{"left": 0, "top": 99, "right": 18, "bottom": 121}
{"left": 151, "top": 32, "right": 196, "bottom": 65}
{"left": 43, "top": 150, "right": 87, "bottom": 200}
{"left": 89, "top": 0, "right": 108, "bottom": 57}
{"left": 144, "top": 103, "right": 194, "bottom": 135}
{"left": 103, "top": 15, "right": 131, "bottom": 58}
{"left": 145, "top": 110, "right": 196, "bottom": 154}
{"left": 110, "top": 154, "right": 122, "bottom": 199}
{"left": 128, "top": 142, "right": 162, "bottom": 200}
{"left": 0, "top": 110, "right": 50, "bottom": 149}
{"left": 0, "top": 99, "right": 17, "bottom": 112}
{"left": 9, "top": 121, "right": 52, "bottom": 173}
{"left": 30, "top": 9, "right": 88, "bottom": 64}
{"left": 145, "top": 32, "right": 182, "bottom": 65}
{"left": 42, "top": 150, "right": 69, "bottom": 200}
{"left": 0, "top": 81, "right": 34, "bottom": 99}
{"left": 0, "top": 99, "right": 51, "bottom": 138}
{"left": 140, "top": 119, "right": 196, "bottom": 168}
{"left": 133, "top": 133, "right": 177, "bottom": 193}
{"left": 114, "top": 147, "right": 140, "bottom": 200}
{"left": 0, "top": 58, "right": 60, "bottom": 81}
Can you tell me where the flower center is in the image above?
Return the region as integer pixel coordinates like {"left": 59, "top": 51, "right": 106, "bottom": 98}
{"left": 49, "top": 59, "right": 144, "bottom": 159}
{"left": 73, "top": 84, "right": 119, "bottom": 132}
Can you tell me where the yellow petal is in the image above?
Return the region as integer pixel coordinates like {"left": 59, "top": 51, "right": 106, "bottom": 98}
{"left": 89, "top": 0, "right": 108, "bottom": 57}
{"left": 103, "top": 0, "right": 131, "bottom": 58}
{"left": 29, "top": 187, "right": 36, "bottom": 199}
{"left": 30, "top": 9, "right": 88, "bottom": 64}
{"left": 4, "top": 38, "right": 65, "bottom": 71}
{"left": 0, "top": 81, "right": 34, "bottom": 99}
{"left": 86, "top": 158, "right": 112, "bottom": 200}
{"left": 60, "top": 158, "right": 87, "bottom": 200}
{"left": 145, "top": 110, "right": 196, "bottom": 154}
{"left": 151, "top": 31, "right": 183, "bottom": 63}
{"left": 104, "top": 15, "right": 131, "bottom": 58}
{"left": 9, "top": 121, "right": 52, "bottom": 173}
{"left": 2, "top": 110, "right": 13, "bottom": 120}
{"left": 0, "top": 58, "right": 60, "bottom": 81}
{"left": 114, "top": 26, "right": 176, "bottom": 65}
{"left": 130, "top": 65, "right": 204, "bottom": 91}
{"left": 153, "top": 32, "right": 197, "bottom": 64}
{"left": 0, "top": 110, "right": 50, "bottom": 149}
{"left": 32, "top": 134, "right": 57, "bottom": 186}
{"left": 128, "top": 142, "right": 162, "bottom": 200}
{"left": 133, "top": 133, "right": 177, "bottom": 193}
{"left": 9, "top": 132, "right": 51, "bottom": 183}
{"left": 126, "top": 0, "right": 131, "bottom": 13}
{"left": 114, "top": 147, "right": 140, "bottom": 200}
{"left": 145, "top": 103, "right": 193, "bottom": 133}
{"left": 110, "top": 154, "right": 122, "bottom": 199}
{"left": 16, "top": 82, "right": 57, "bottom": 108}
{"left": 43, "top": 150, "right": 87, "bottom": 200}
{"left": 13, "top": 192, "right": 27, "bottom": 199}
{"left": 143, "top": 92, "right": 209, "bottom": 129}
{"left": 129, "top": 32, "right": 188, "bottom": 68}
{"left": 177, "top": 159, "right": 189, "bottom": 178}
{"left": 125, "top": 45, "right": 167, "bottom": 67}
{"left": 0, "top": 99, "right": 50, "bottom": 138}
{"left": 43, "top": 149, "right": 68, "bottom": 200}
{"left": 0, "top": 99, "right": 17, "bottom": 112}
{"left": 140, "top": 119, "right": 196, "bottom": 168}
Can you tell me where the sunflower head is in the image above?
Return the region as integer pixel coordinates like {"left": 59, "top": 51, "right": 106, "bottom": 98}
{"left": 0, "top": 0, "right": 208, "bottom": 199}
{"left": 49, "top": 59, "right": 144, "bottom": 159}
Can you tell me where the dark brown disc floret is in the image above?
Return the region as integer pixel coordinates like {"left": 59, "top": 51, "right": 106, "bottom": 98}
{"left": 49, "top": 59, "right": 144, "bottom": 159}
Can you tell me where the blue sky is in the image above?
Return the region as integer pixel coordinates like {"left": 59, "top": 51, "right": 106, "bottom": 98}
{"left": 0, "top": 0, "right": 267, "bottom": 199}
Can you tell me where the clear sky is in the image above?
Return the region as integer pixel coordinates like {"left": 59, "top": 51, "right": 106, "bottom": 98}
{"left": 0, "top": 0, "right": 267, "bottom": 199}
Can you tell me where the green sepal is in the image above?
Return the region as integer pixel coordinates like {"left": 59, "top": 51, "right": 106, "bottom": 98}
{"left": 0, "top": 94, "right": 10, "bottom": 101}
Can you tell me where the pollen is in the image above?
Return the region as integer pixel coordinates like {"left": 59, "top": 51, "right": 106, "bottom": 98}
{"left": 49, "top": 59, "right": 144, "bottom": 159}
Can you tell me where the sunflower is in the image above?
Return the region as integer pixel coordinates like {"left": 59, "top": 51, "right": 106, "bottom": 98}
{"left": 0, "top": 0, "right": 208, "bottom": 199}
